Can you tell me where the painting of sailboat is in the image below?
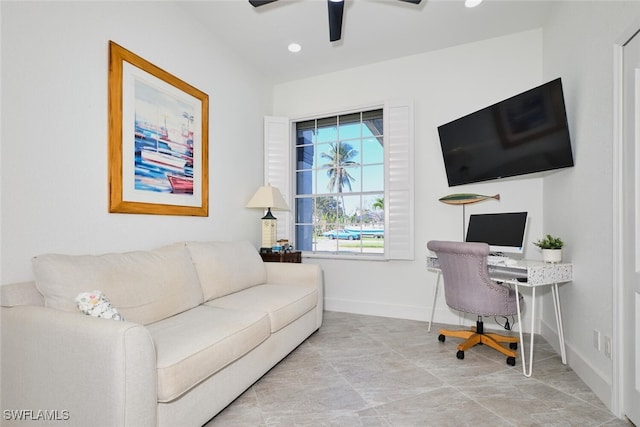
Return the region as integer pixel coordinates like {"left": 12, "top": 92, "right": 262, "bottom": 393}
{"left": 133, "top": 80, "right": 195, "bottom": 195}
{"left": 167, "top": 175, "right": 194, "bottom": 194}
{"left": 108, "top": 40, "right": 208, "bottom": 216}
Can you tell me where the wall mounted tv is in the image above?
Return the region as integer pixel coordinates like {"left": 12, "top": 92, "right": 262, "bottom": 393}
{"left": 437, "top": 78, "right": 574, "bottom": 187}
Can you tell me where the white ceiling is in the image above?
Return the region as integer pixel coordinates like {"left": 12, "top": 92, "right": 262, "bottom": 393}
{"left": 178, "top": 0, "right": 555, "bottom": 84}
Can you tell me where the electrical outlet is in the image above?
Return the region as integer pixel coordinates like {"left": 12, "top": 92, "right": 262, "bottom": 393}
{"left": 593, "top": 330, "right": 601, "bottom": 351}
{"left": 604, "top": 336, "right": 612, "bottom": 359}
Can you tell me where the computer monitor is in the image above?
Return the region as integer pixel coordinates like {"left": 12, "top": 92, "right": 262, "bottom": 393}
{"left": 465, "top": 212, "right": 528, "bottom": 254}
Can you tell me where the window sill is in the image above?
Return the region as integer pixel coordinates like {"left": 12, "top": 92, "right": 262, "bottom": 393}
{"left": 301, "top": 252, "right": 389, "bottom": 261}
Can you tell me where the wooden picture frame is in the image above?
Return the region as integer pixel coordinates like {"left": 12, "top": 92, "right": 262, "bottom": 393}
{"left": 108, "top": 41, "right": 209, "bottom": 216}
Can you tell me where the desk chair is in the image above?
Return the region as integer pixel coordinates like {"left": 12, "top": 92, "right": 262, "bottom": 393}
{"left": 427, "top": 240, "right": 522, "bottom": 366}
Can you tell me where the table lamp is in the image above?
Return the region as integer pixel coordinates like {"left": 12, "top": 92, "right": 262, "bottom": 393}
{"left": 246, "top": 184, "right": 289, "bottom": 250}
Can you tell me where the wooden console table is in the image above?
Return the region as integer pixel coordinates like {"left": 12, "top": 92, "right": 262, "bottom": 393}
{"left": 260, "top": 251, "right": 302, "bottom": 263}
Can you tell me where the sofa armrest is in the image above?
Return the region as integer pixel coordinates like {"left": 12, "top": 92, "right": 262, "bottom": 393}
{"left": 264, "top": 262, "right": 321, "bottom": 288}
{"left": 1, "top": 306, "right": 157, "bottom": 427}
{"left": 264, "top": 263, "right": 324, "bottom": 327}
{"left": 1, "top": 281, "right": 44, "bottom": 307}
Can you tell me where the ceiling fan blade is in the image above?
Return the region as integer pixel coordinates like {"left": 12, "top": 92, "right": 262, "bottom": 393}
{"left": 397, "top": 0, "right": 422, "bottom": 3}
{"left": 328, "top": 0, "right": 344, "bottom": 42}
{"left": 249, "top": 0, "right": 278, "bottom": 7}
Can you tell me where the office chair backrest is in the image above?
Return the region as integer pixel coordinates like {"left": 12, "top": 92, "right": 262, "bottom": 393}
{"left": 427, "top": 240, "right": 519, "bottom": 317}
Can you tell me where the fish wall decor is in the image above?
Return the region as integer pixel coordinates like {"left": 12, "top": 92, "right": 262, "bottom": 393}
{"left": 438, "top": 193, "right": 500, "bottom": 205}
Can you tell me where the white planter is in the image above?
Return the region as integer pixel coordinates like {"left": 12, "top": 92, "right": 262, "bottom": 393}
{"left": 542, "top": 249, "right": 562, "bottom": 263}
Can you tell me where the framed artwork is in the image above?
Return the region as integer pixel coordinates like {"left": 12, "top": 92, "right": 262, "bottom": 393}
{"left": 108, "top": 41, "right": 209, "bottom": 216}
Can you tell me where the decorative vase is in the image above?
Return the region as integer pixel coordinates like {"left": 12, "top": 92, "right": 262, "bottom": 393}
{"left": 542, "top": 249, "right": 562, "bottom": 263}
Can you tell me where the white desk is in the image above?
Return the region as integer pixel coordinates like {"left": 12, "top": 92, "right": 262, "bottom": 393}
{"left": 426, "top": 256, "right": 573, "bottom": 377}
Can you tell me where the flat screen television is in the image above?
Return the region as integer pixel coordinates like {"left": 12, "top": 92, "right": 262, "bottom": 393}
{"left": 437, "top": 78, "right": 574, "bottom": 187}
{"left": 465, "top": 211, "right": 528, "bottom": 255}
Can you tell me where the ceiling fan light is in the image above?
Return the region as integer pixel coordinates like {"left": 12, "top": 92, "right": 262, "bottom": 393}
{"left": 288, "top": 43, "right": 302, "bottom": 53}
{"left": 465, "top": 0, "right": 483, "bottom": 7}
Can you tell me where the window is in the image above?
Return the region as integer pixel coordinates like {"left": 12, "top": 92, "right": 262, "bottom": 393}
{"left": 295, "top": 110, "right": 385, "bottom": 255}
{"left": 263, "top": 99, "right": 414, "bottom": 260}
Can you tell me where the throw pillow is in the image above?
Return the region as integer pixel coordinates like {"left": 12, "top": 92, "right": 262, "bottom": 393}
{"left": 75, "top": 291, "right": 125, "bottom": 321}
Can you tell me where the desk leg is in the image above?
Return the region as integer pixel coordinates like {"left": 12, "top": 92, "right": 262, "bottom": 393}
{"left": 428, "top": 272, "right": 441, "bottom": 332}
{"left": 515, "top": 283, "right": 536, "bottom": 377}
{"left": 551, "top": 283, "right": 567, "bottom": 364}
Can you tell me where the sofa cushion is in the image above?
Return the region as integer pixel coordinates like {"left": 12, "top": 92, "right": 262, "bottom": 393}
{"left": 32, "top": 244, "right": 203, "bottom": 325}
{"left": 147, "top": 305, "right": 270, "bottom": 402}
{"left": 186, "top": 240, "right": 267, "bottom": 301}
{"left": 205, "top": 284, "right": 318, "bottom": 333}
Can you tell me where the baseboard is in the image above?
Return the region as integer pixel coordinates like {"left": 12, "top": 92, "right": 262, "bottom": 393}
{"left": 324, "top": 297, "right": 528, "bottom": 332}
{"left": 540, "top": 320, "right": 613, "bottom": 411}
{"left": 324, "top": 297, "right": 430, "bottom": 321}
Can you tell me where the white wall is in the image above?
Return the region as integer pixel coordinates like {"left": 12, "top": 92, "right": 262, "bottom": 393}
{"left": 273, "top": 30, "right": 549, "bottom": 331}
{"left": 540, "top": 0, "right": 640, "bottom": 411}
{"left": 0, "top": 1, "right": 272, "bottom": 283}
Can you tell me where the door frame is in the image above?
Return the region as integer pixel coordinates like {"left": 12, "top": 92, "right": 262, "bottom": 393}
{"left": 612, "top": 18, "right": 640, "bottom": 419}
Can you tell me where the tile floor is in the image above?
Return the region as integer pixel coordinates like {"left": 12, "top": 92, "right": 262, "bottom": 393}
{"left": 205, "top": 311, "right": 632, "bottom": 426}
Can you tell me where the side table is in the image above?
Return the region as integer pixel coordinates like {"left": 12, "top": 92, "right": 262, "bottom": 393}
{"left": 260, "top": 251, "right": 302, "bottom": 263}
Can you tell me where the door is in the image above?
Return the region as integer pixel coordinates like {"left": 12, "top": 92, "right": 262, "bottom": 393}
{"left": 622, "top": 28, "right": 640, "bottom": 426}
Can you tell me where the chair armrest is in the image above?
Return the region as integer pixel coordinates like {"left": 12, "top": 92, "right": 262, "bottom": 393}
{"left": 1, "top": 306, "right": 157, "bottom": 427}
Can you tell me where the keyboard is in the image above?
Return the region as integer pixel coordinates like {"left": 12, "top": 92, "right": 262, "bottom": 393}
{"left": 487, "top": 255, "right": 517, "bottom": 266}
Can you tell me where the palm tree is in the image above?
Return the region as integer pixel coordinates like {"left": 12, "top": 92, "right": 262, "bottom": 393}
{"left": 372, "top": 197, "right": 384, "bottom": 210}
{"left": 321, "top": 142, "right": 359, "bottom": 193}
{"left": 321, "top": 142, "right": 359, "bottom": 223}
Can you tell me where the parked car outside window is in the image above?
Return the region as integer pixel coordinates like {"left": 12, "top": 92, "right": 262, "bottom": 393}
{"left": 322, "top": 229, "right": 361, "bottom": 240}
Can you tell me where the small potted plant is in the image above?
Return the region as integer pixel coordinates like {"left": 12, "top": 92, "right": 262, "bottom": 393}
{"left": 533, "top": 234, "right": 564, "bottom": 263}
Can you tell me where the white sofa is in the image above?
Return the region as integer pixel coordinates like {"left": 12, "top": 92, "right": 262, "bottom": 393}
{"left": 0, "top": 241, "right": 323, "bottom": 427}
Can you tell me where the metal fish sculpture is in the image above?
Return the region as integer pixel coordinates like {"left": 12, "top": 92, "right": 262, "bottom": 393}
{"left": 438, "top": 193, "right": 500, "bottom": 205}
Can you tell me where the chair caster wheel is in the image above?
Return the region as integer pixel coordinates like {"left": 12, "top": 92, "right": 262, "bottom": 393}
{"left": 438, "top": 334, "right": 445, "bottom": 342}
{"left": 456, "top": 350, "right": 464, "bottom": 360}
{"left": 506, "top": 356, "right": 516, "bottom": 366}
{"left": 509, "top": 342, "right": 518, "bottom": 350}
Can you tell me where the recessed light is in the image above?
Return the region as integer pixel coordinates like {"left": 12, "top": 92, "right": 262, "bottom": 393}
{"left": 465, "top": 0, "right": 482, "bottom": 7}
{"left": 288, "top": 43, "right": 302, "bottom": 53}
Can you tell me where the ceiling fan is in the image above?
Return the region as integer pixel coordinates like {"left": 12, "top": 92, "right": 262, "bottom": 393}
{"left": 249, "top": 0, "right": 422, "bottom": 42}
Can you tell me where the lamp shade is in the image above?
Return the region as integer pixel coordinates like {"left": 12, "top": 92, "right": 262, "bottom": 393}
{"left": 246, "top": 185, "right": 289, "bottom": 211}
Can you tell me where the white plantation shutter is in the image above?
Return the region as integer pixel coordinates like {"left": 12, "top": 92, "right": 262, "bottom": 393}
{"left": 264, "top": 100, "right": 414, "bottom": 259}
{"left": 385, "top": 99, "right": 414, "bottom": 260}
{"left": 263, "top": 116, "right": 292, "bottom": 241}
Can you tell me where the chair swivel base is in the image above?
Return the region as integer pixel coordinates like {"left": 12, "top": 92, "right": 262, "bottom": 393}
{"left": 437, "top": 321, "right": 518, "bottom": 366}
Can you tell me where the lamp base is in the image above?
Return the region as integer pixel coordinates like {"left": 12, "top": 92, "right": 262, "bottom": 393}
{"left": 261, "top": 216, "right": 277, "bottom": 249}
